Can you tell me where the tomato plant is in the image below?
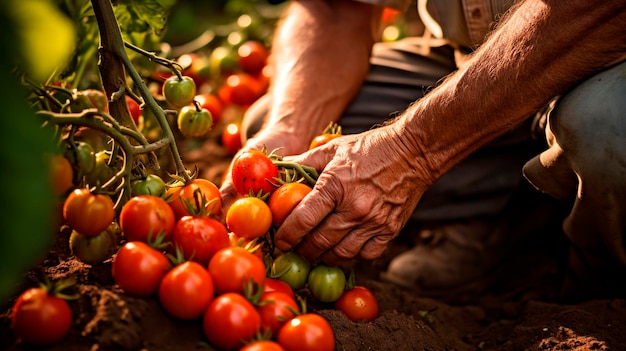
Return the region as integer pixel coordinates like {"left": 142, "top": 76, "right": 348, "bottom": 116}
{"left": 276, "top": 313, "right": 335, "bottom": 351}
{"left": 84, "top": 151, "right": 121, "bottom": 187}
{"left": 226, "top": 196, "right": 272, "bottom": 239}
{"left": 208, "top": 246, "right": 266, "bottom": 295}
{"left": 221, "top": 121, "right": 243, "bottom": 156}
{"left": 177, "top": 105, "right": 213, "bottom": 138}
{"left": 69, "top": 228, "right": 117, "bottom": 265}
{"left": 237, "top": 40, "right": 269, "bottom": 76}
{"left": 68, "top": 89, "right": 108, "bottom": 113}
{"left": 268, "top": 182, "right": 312, "bottom": 227}
{"left": 162, "top": 75, "right": 196, "bottom": 108}
{"left": 202, "top": 292, "right": 262, "bottom": 350}
{"left": 167, "top": 178, "right": 222, "bottom": 219}
{"left": 63, "top": 188, "right": 115, "bottom": 237}
{"left": 335, "top": 286, "right": 379, "bottom": 322}
{"left": 119, "top": 195, "right": 175, "bottom": 243}
{"left": 158, "top": 261, "right": 214, "bottom": 320}
{"left": 270, "top": 251, "right": 311, "bottom": 291}
{"left": 172, "top": 215, "right": 230, "bottom": 265}
{"left": 111, "top": 241, "right": 171, "bottom": 297}
{"left": 307, "top": 264, "right": 346, "bottom": 303}
{"left": 47, "top": 154, "right": 74, "bottom": 196}
{"left": 231, "top": 149, "right": 279, "bottom": 197}
{"left": 258, "top": 290, "right": 299, "bottom": 336}
{"left": 131, "top": 174, "right": 167, "bottom": 197}
{"left": 11, "top": 286, "right": 73, "bottom": 346}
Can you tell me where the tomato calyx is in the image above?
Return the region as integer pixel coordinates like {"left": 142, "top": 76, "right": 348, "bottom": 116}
{"left": 38, "top": 275, "right": 79, "bottom": 301}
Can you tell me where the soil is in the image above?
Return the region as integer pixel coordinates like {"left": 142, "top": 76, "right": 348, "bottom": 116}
{"left": 1, "top": 126, "right": 625, "bottom": 351}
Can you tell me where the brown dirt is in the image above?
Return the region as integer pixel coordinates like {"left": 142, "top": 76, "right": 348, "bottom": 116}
{"left": 1, "top": 126, "right": 625, "bottom": 351}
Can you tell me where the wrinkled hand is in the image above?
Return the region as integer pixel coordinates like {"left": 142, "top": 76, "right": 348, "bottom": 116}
{"left": 274, "top": 125, "right": 431, "bottom": 266}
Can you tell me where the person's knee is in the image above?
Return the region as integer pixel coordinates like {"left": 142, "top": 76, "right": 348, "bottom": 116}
{"left": 549, "top": 61, "right": 626, "bottom": 174}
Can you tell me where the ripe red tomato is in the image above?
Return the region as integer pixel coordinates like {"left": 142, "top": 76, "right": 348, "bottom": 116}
{"left": 111, "top": 241, "right": 171, "bottom": 297}
{"left": 231, "top": 150, "right": 279, "bottom": 197}
{"left": 221, "top": 73, "right": 262, "bottom": 106}
{"left": 208, "top": 246, "right": 266, "bottom": 295}
{"left": 158, "top": 261, "right": 214, "bottom": 320}
{"left": 167, "top": 178, "right": 222, "bottom": 220}
{"left": 11, "top": 287, "right": 72, "bottom": 346}
{"left": 240, "top": 340, "right": 286, "bottom": 351}
{"left": 162, "top": 75, "right": 196, "bottom": 108}
{"left": 195, "top": 93, "right": 223, "bottom": 125}
{"left": 119, "top": 195, "right": 176, "bottom": 243}
{"left": 63, "top": 188, "right": 115, "bottom": 237}
{"left": 177, "top": 105, "right": 213, "bottom": 138}
{"left": 221, "top": 122, "right": 243, "bottom": 156}
{"left": 263, "top": 278, "right": 295, "bottom": 300}
{"left": 125, "top": 95, "right": 142, "bottom": 125}
{"left": 226, "top": 197, "right": 272, "bottom": 239}
{"left": 237, "top": 40, "right": 269, "bottom": 76}
{"left": 334, "top": 286, "right": 379, "bottom": 322}
{"left": 202, "top": 292, "right": 262, "bottom": 350}
{"left": 268, "top": 182, "right": 312, "bottom": 227}
{"left": 47, "top": 154, "right": 74, "bottom": 196}
{"left": 172, "top": 215, "right": 230, "bottom": 265}
{"left": 258, "top": 291, "right": 299, "bottom": 336}
{"left": 276, "top": 313, "right": 335, "bottom": 351}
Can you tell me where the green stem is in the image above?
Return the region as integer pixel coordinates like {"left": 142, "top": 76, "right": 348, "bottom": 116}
{"left": 273, "top": 161, "right": 319, "bottom": 186}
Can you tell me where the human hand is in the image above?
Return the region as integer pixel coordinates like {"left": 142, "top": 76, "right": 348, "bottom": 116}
{"left": 274, "top": 125, "right": 431, "bottom": 266}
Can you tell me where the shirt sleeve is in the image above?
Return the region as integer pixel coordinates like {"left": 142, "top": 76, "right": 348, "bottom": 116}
{"left": 352, "top": 0, "right": 412, "bottom": 11}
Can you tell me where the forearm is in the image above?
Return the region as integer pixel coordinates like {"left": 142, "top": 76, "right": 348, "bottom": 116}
{"left": 393, "top": 0, "right": 626, "bottom": 184}
{"left": 264, "top": 0, "right": 382, "bottom": 153}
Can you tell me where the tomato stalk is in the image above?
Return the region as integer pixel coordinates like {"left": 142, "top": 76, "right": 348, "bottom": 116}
{"left": 272, "top": 161, "right": 319, "bottom": 186}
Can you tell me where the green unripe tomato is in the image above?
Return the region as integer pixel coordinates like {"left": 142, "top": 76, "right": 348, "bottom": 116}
{"left": 63, "top": 141, "right": 96, "bottom": 178}
{"left": 307, "top": 264, "right": 346, "bottom": 303}
{"left": 162, "top": 75, "right": 196, "bottom": 108}
{"left": 69, "top": 226, "right": 118, "bottom": 265}
{"left": 271, "top": 251, "right": 311, "bottom": 291}
{"left": 131, "top": 174, "right": 167, "bottom": 197}
{"left": 177, "top": 105, "right": 213, "bottom": 138}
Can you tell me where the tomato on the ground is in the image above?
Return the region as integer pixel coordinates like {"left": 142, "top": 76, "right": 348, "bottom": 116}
{"left": 172, "top": 215, "right": 230, "bottom": 265}
{"left": 334, "top": 286, "right": 379, "bottom": 322}
{"left": 111, "top": 241, "right": 171, "bottom": 297}
{"left": 11, "top": 287, "right": 72, "bottom": 346}
{"left": 63, "top": 188, "right": 115, "bottom": 237}
{"left": 69, "top": 228, "right": 117, "bottom": 265}
{"left": 307, "top": 264, "right": 346, "bottom": 303}
{"left": 276, "top": 313, "right": 335, "bottom": 351}
{"left": 208, "top": 246, "right": 266, "bottom": 295}
{"left": 166, "top": 178, "right": 222, "bottom": 220}
{"left": 202, "top": 292, "right": 262, "bottom": 350}
{"left": 119, "top": 195, "right": 175, "bottom": 243}
{"left": 268, "top": 182, "right": 312, "bottom": 228}
{"left": 231, "top": 149, "right": 279, "bottom": 197}
{"left": 226, "top": 196, "right": 272, "bottom": 239}
{"left": 240, "top": 340, "right": 286, "bottom": 351}
{"left": 258, "top": 291, "right": 299, "bottom": 336}
{"left": 158, "top": 261, "right": 214, "bottom": 320}
{"left": 271, "top": 251, "right": 311, "bottom": 291}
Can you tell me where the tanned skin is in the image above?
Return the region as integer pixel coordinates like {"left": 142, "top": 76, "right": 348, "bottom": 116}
{"left": 220, "top": 0, "right": 626, "bottom": 265}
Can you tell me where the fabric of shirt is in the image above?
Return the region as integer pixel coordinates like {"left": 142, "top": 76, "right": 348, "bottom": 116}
{"left": 355, "top": 0, "right": 517, "bottom": 49}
